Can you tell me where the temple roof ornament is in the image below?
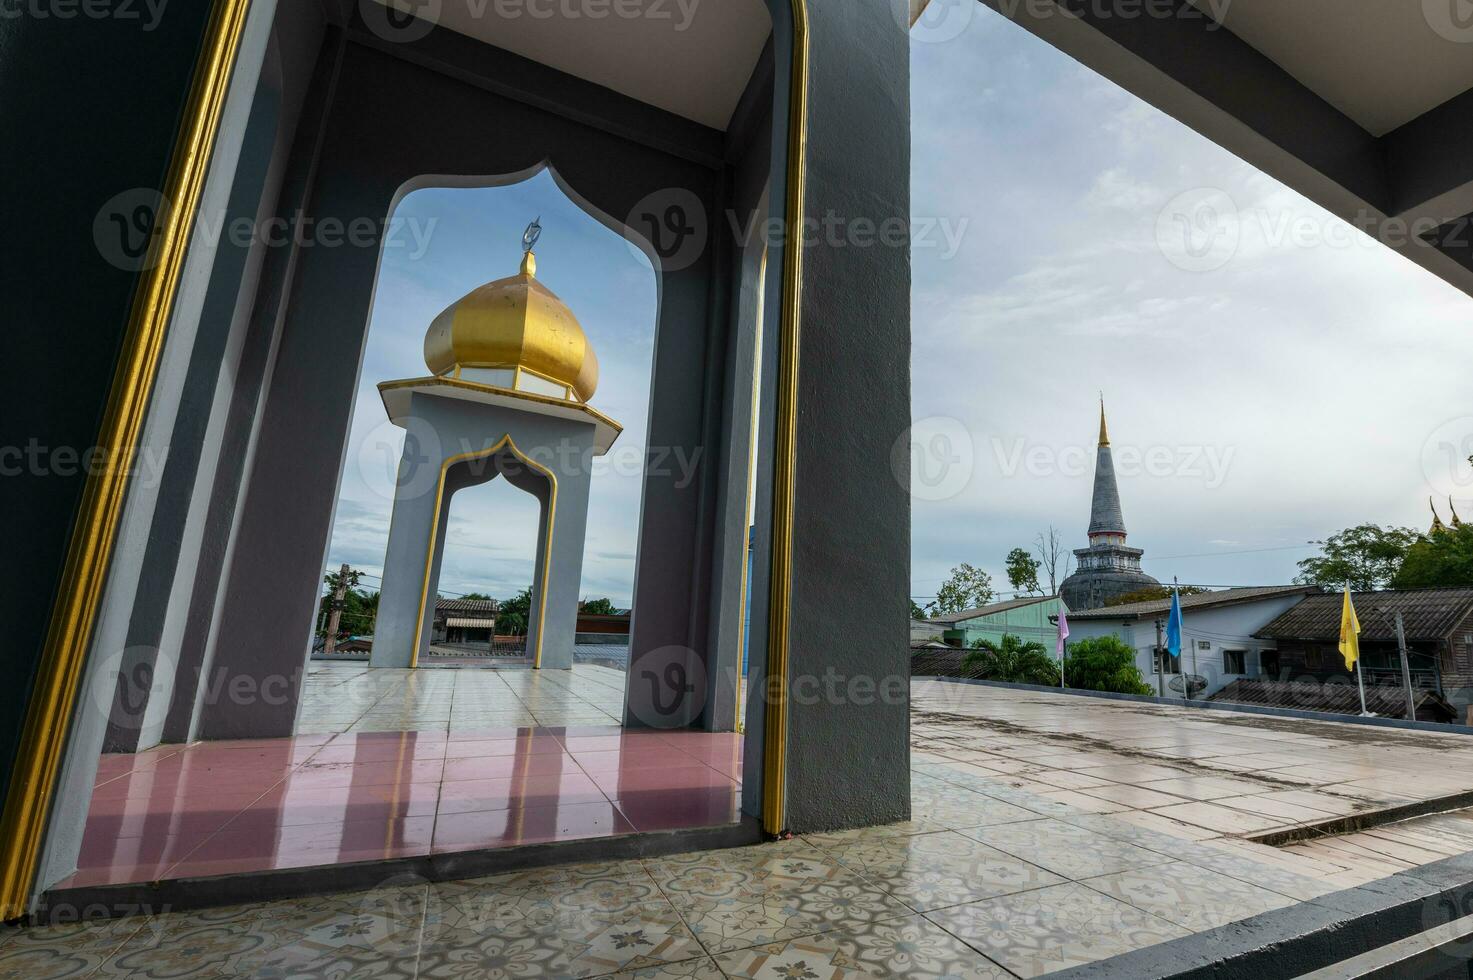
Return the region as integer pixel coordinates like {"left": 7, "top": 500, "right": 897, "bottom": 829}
{"left": 1431, "top": 497, "right": 1449, "bottom": 534}
{"left": 422, "top": 223, "right": 600, "bottom": 403}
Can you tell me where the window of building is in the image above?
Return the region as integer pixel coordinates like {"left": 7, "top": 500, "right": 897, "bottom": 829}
{"left": 1153, "top": 647, "right": 1180, "bottom": 674}
{"left": 1223, "top": 649, "right": 1246, "bottom": 674}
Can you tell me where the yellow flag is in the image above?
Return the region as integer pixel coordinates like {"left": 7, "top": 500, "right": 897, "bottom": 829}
{"left": 1338, "top": 585, "right": 1361, "bottom": 670}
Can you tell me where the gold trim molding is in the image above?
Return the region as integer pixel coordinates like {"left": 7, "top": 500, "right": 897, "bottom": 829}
{"left": 409, "top": 435, "right": 558, "bottom": 671}
{"left": 0, "top": 0, "right": 254, "bottom": 919}
{"left": 762, "top": 0, "right": 808, "bottom": 838}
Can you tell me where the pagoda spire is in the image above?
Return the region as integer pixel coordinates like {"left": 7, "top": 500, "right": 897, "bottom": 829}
{"left": 1088, "top": 398, "right": 1126, "bottom": 539}
{"left": 1450, "top": 496, "right": 1464, "bottom": 528}
{"left": 1431, "top": 497, "right": 1448, "bottom": 534}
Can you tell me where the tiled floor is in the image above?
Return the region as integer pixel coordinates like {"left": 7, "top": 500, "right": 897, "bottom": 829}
{"left": 295, "top": 662, "right": 631, "bottom": 734}
{"left": 20, "top": 681, "right": 1473, "bottom": 978}
{"left": 66, "top": 665, "right": 741, "bottom": 888}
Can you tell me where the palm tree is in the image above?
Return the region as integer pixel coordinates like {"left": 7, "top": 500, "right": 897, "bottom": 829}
{"left": 962, "top": 633, "right": 1060, "bottom": 686}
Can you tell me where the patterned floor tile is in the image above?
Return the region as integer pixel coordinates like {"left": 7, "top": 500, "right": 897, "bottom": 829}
{"left": 1176, "top": 843, "right": 1341, "bottom": 902}
{"left": 802, "top": 820, "right": 947, "bottom": 848}
{"left": 717, "top": 915, "right": 1016, "bottom": 978}
{"left": 420, "top": 868, "right": 702, "bottom": 977}
{"left": 923, "top": 881, "right": 1189, "bottom": 978}
{"left": 1081, "top": 861, "right": 1296, "bottom": 932}
{"left": 94, "top": 894, "right": 424, "bottom": 979}
{"left": 961, "top": 819, "right": 1174, "bottom": 880}
{"left": 822, "top": 831, "right": 1064, "bottom": 911}
{"left": 0, "top": 943, "right": 117, "bottom": 980}
{"left": 596, "top": 957, "right": 726, "bottom": 978}
{"left": 653, "top": 849, "right": 913, "bottom": 954}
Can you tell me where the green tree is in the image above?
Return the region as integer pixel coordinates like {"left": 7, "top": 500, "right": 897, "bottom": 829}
{"left": 932, "top": 563, "right": 995, "bottom": 615}
{"left": 498, "top": 587, "right": 533, "bottom": 635}
{"left": 1005, "top": 548, "right": 1042, "bottom": 595}
{"left": 1295, "top": 525, "right": 1419, "bottom": 591}
{"left": 581, "top": 597, "right": 618, "bottom": 615}
{"left": 963, "top": 633, "right": 1060, "bottom": 686}
{"left": 1105, "top": 585, "right": 1210, "bottom": 607}
{"left": 317, "top": 568, "right": 377, "bottom": 637}
{"left": 1394, "top": 524, "right": 1473, "bottom": 588}
{"left": 460, "top": 592, "right": 493, "bottom": 601}
{"left": 909, "top": 598, "right": 928, "bottom": 620}
{"left": 1063, "top": 635, "right": 1153, "bottom": 695}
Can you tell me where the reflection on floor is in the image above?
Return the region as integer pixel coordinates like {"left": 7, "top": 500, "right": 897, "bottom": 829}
{"left": 29, "top": 682, "right": 1473, "bottom": 977}
{"left": 296, "top": 662, "right": 630, "bottom": 734}
{"left": 66, "top": 665, "right": 741, "bottom": 889}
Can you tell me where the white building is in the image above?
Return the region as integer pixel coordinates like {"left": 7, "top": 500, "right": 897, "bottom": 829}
{"left": 1066, "top": 586, "right": 1321, "bottom": 699}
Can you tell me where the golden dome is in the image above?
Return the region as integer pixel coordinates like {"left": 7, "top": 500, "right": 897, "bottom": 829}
{"left": 423, "top": 250, "right": 599, "bottom": 403}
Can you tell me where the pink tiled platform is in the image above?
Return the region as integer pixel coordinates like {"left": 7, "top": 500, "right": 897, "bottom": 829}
{"left": 64, "top": 727, "right": 742, "bottom": 888}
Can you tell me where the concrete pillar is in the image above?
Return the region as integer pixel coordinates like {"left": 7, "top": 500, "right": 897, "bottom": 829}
{"left": 372, "top": 390, "right": 599, "bottom": 671}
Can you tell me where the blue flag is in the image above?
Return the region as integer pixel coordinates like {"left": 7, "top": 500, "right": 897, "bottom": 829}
{"left": 1165, "top": 588, "right": 1183, "bottom": 658}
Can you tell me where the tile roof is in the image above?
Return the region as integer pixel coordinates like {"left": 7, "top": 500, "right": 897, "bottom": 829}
{"left": 1068, "top": 585, "right": 1320, "bottom": 621}
{"left": 1255, "top": 588, "right": 1473, "bottom": 642}
{"left": 927, "top": 595, "right": 1058, "bottom": 626}
{"left": 435, "top": 598, "right": 498, "bottom": 613}
{"left": 1209, "top": 677, "right": 1456, "bottom": 723}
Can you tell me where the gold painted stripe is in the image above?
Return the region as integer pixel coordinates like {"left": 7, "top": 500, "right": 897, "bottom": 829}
{"left": 0, "top": 0, "right": 254, "bottom": 919}
{"left": 762, "top": 0, "right": 809, "bottom": 838}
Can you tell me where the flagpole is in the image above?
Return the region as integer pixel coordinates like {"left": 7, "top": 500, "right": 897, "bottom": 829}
{"left": 1346, "top": 581, "right": 1371, "bottom": 717}
{"left": 1179, "top": 577, "right": 1197, "bottom": 704}
{"left": 1057, "top": 609, "right": 1069, "bottom": 691}
{"left": 1356, "top": 655, "right": 1370, "bottom": 716}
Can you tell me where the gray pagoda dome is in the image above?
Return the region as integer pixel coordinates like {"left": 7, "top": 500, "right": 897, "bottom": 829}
{"left": 1059, "top": 401, "right": 1161, "bottom": 611}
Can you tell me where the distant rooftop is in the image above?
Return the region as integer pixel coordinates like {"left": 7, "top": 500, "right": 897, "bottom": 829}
{"left": 435, "top": 598, "right": 497, "bottom": 613}
{"left": 1068, "top": 585, "right": 1319, "bottom": 621}
{"left": 927, "top": 595, "right": 1059, "bottom": 626}
{"left": 1256, "top": 587, "right": 1473, "bottom": 643}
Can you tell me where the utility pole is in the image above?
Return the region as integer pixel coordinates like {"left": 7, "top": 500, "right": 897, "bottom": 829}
{"left": 324, "top": 563, "right": 350, "bottom": 657}
{"left": 1154, "top": 618, "right": 1167, "bottom": 697}
{"left": 1394, "top": 610, "right": 1415, "bottom": 721}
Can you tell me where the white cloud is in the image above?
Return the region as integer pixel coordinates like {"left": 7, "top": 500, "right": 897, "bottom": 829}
{"left": 909, "top": 9, "right": 1473, "bottom": 600}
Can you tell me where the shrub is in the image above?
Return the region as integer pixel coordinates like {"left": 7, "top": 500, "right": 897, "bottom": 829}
{"left": 1063, "top": 635, "right": 1153, "bottom": 695}
{"left": 962, "top": 634, "right": 1061, "bottom": 686}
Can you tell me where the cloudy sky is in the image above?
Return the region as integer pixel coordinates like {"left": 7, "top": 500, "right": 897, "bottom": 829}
{"left": 908, "top": 5, "right": 1473, "bottom": 605}
{"left": 327, "top": 5, "right": 1473, "bottom": 608}
{"left": 325, "top": 173, "right": 657, "bottom": 606}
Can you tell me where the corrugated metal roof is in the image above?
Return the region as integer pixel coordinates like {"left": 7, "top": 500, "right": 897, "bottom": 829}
{"left": 1069, "top": 585, "right": 1319, "bottom": 621}
{"left": 1255, "top": 588, "right": 1473, "bottom": 642}
{"left": 927, "top": 595, "right": 1059, "bottom": 625}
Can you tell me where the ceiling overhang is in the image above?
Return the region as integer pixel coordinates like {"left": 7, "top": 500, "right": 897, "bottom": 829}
{"left": 975, "top": 0, "right": 1473, "bottom": 297}
{"left": 369, "top": 0, "right": 771, "bottom": 129}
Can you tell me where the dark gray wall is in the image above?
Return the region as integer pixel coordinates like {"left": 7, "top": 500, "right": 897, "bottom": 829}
{"left": 162, "top": 4, "right": 338, "bottom": 744}
{"left": 779, "top": 0, "right": 913, "bottom": 833}
{"left": 100, "top": 76, "right": 284, "bottom": 755}
{"left": 0, "top": 3, "right": 216, "bottom": 806}
{"left": 196, "top": 20, "right": 736, "bottom": 739}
